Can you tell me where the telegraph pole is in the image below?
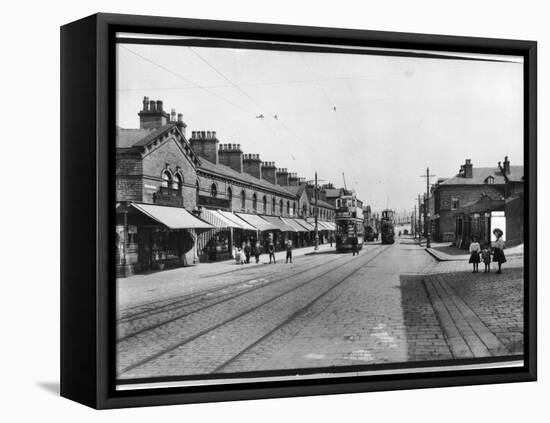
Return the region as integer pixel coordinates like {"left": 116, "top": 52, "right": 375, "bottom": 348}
{"left": 314, "top": 171, "right": 319, "bottom": 251}
{"left": 420, "top": 167, "right": 436, "bottom": 248}
{"left": 417, "top": 194, "right": 422, "bottom": 243}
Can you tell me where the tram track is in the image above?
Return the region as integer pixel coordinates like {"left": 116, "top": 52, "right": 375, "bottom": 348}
{"left": 118, "top": 251, "right": 335, "bottom": 323}
{"left": 118, "top": 243, "right": 391, "bottom": 376}
{"left": 117, "top": 253, "right": 352, "bottom": 342}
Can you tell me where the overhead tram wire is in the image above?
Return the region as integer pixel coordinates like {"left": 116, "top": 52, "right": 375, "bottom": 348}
{"left": 186, "top": 47, "right": 305, "bottom": 143}
{"left": 298, "top": 53, "right": 362, "bottom": 147}
{"left": 120, "top": 45, "right": 258, "bottom": 120}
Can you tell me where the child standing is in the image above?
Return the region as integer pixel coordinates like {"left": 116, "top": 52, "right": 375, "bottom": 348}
{"left": 469, "top": 237, "right": 481, "bottom": 273}
{"left": 481, "top": 245, "right": 492, "bottom": 273}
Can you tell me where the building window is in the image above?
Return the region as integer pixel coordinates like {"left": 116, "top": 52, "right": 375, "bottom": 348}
{"left": 227, "top": 187, "right": 233, "bottom": 210}
{"left": 241, "top": 190, "right": 246, "bottom": 210}
{"left": 173, "top": 174, "right": 183, "bottom": 192}
{"left": 161, "top": 170, "right": 172, "bottom": 188}
{"left": 293, "top": 202, "right": 296, "bottom": 216}
{"left": 286, "top": 201, "right": 290, "bottom": 215}
{"left": 486, "top": 176, "right": 495, "bottom": 184}
{"left": 272, "top": 197, "right": 276, "bottom": 214}
{"left": 252, "top": 193, "right": 258, "bottom": 211}
{"left": 263, "top": 195, "right": 267, "bottom": 214}
{"left": 196, "top": 181, "right": 200, "bottom": 204}
{"left": 211, "top": 183, "right": 218, "bottom": 198}
{"left": 451, "top": 197, "right": 459, "bottom": 210}
{"left": 280, "top": 199, "right": 284, "bottom": 215}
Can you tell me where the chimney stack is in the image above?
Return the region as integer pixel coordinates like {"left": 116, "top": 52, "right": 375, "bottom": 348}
{"left": 276, "top": 168, "right": 290, "bottom": 185}
{"left": 243, "top": 154, "right": 262, "bottom": 179}
{"left": 138, "top": 96, "right": 169, "bottom": 129}
{"left": 261, "top": 161, "right": 277, "bottom": 185}
{"left": 189, "top": 130, "right": 219, "bottom": 164}
{"left": 288, "top": 172, "right": 299, "bottom": 186}
{"left": 463, "top": 159, "right": 473, "bottom": 178}
{"left": 219, "top": 143, "right": 243, "bottom": 173}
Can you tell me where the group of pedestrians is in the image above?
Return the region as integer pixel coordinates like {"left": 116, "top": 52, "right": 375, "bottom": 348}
{"left": 234, "top": 238, "right": 294, "bottom": 265}
{"left": 468, "top": 228, "right": 507, "bottom": 274}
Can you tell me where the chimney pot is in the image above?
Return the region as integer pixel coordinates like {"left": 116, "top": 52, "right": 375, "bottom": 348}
{"left": 156, "top": 100, "right": 163, "bottom": 112}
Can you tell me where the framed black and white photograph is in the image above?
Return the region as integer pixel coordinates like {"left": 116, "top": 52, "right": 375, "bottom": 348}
{"left": 60, "top": 13, "right": 537, "bottom": 409}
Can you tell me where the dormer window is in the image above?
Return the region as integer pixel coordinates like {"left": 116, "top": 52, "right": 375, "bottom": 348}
{"left": 486, "top": 176, "right": 495, "bottom": 184}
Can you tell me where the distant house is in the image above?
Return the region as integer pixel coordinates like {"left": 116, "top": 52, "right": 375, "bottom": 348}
{"left": 431, "top": 157, "right": 523, "bottom": 248}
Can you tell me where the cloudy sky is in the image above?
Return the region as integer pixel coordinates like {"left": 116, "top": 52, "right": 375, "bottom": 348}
{"left": 116, "top": 39, "right": 523, "bottom": 213}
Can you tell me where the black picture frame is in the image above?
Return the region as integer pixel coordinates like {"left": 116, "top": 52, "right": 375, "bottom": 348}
{"left": 61, "top": 13, "right": 537, "bottom": 409}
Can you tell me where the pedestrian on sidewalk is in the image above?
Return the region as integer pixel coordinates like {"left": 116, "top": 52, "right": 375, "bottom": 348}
{"left": 252, "top": 240, "right": 261, "bottom": 263}
{"left": 244, "top": 240, "right": 251, "bottom": 264}
{"left": 468, "top": 237, "right": 481, "bottom": 273}
{"left": 481, "top": 244, "right": 492, "bottom": 273}
{"left": 492, "top": 228, "right": 507, "bottom": 274}
{"left": 352, "top": 237, "right": 359, "bottom": 256}
{"left": 285, "top": 239, "right": 293, "bottom": 263}
{"left": 267, "top": 241, "right": 276, "bottom": 264}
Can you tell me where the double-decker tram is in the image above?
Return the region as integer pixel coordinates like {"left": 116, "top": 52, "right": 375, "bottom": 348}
{"left": 335, "top": 195, "right": 364, "bottom": 252}
{"left": 380, "top": 209, "right": 395, "bottom": 244}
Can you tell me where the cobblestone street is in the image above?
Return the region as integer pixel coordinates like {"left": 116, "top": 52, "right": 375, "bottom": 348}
{"left": 116, "top": 237, "right": 524, "bottom": 381}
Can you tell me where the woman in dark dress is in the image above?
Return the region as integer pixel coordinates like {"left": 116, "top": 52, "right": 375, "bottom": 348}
{"left": 492, "top": 228, "right": 506, "bottom": 274}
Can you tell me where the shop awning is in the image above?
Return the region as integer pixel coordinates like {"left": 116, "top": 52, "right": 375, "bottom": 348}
{"left": 281, "top": 217, "right": 309, "bottom": 232}
{"left": 217, "top": 210, "right": 257, "bottom": 231}
{"left": 317, "top": 221, "right": 331, "bottom": 230}
{"left": 262, "top": 215, "right": 298, "bottom": 232}
{"left": 235, "top": 213, "right": 279, "bottom": 232}
{"left": 130, "top": 203, "right": 214, "bottom": 230}
{"left": 199, "top": 208, "right": 239, "bottom": 229}
{"left": 295, "top": 219, "right": 315, "bottom": 231}
{"left": 319, "top": 221, "right": 336, "bottom": 231}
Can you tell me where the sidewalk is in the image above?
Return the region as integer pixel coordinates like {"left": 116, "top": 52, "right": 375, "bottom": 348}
{"left": 418, "top": 240, "right": 524, "bottom": 262}
{"left": 117, "top": 243, "right": 335, "bottom": 310}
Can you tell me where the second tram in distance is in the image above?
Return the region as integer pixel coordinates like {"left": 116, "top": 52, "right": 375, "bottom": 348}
{"left": 380, "top": 209, "right": 395, "bottom": 244}
{"left": 335, "top": 194, "right": 364, "bottom": 252}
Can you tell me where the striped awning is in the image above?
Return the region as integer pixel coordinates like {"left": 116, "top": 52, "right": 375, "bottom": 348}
{"left": 235, "top": 213, "right": 279, "bottom": 232}
{"left": 261, "top": 215, "right": 298, "bottom": 232}
{"left": 217, "top": 210, "right": 257, "bottom": 231}
{"left": 281, "top": 217, "right": 309, "bottom": 232}
{"left": 319, "top": 221, "right": 336, "bottom": 231}
{"left": 295, "top": 219, "right": 315, "bottom": 231}
{"left": 130, "top": 203, "right": 214, "bottom": 230}
{"left": 200, "top": 208, "right": 240, "bottom": 229}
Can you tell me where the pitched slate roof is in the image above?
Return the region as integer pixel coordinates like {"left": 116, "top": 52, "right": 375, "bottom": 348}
{"left": 323, "top": 188, "right": 344, "bottom": 198}
{"left": 283, "top": 184, "right": 307, "bottom": 197}
{"left": 439, "top": 166, "right": 523, "bottom": 186}
{"left": 197, "top": 157, "right": 295, "bottom": 198}
{"left": 116, "top": 124, "right": 176, "bottom": 148}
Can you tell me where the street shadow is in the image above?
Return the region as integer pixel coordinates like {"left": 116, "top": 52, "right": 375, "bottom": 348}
{"left": 36, "top": 381, "right": 60, "bottom": 396}
{"left": 399, "top": 274, "right": 453, "bottom": 362}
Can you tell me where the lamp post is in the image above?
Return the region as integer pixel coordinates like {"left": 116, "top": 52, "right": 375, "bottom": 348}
{"left": 420, "top": 167, "right": 436, "bottom": 248}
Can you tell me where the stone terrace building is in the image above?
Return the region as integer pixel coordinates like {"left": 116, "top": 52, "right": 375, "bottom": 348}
{"left": 431, "top": 157, "right": 523, "bottom": 248}
{"left": 116, "top": 98, "right": 337, "bottom": 276}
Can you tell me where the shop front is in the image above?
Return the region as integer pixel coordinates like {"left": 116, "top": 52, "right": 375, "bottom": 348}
{"left": 116, "top": 202, "right": 214, "bottom": 277}
{"left": 454, "top": 196, "right": 505, "bottom": 249}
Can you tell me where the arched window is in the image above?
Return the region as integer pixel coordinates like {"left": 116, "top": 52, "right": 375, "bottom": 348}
{"left": 227, "top": 187, "right": 233, "bottom": 210}
{"left": 280, "top": 199, "right": 284, "bottom": 216}
{"left": 272, "top": 197, "right": 276, "bottom": 214}
{"left": 161, "top": 170, "right": 172, "bottom": 188}
{"left": 173, "top": 173, "right": 183, "bottom": 192}
{"left": 263, "top": 195, "right": 267, "bottom": 214}
{"left": 241, "top": 190, "right": 246, "bottom": 210}
{"left": 252, "top": 193, "right": 258, "bottom": 211}
{"left": 211, "top": 183, "right": 217, "bottom": 198}
{"left": 286, "top": 201, "right": 290, "bottom": 215}
{"left": 293, "top": 202, "right": 296, "bottom": 216}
